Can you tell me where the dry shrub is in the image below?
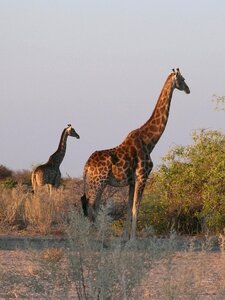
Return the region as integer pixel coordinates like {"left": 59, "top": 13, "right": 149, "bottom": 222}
{"left": 25, "top": 196, "right": 53, "bottom": 235}
{"left": 24, "top": 187, "right": 72, "bottom": 234}
{"left": 0, "top": 177, "right": 128, "bottom": 235}
{"left": 31, "top": 214, "right": 186, "bottom": 299}
{"left": 0, "top": 184, "right": 29, "bottom": 226}
{"left": 64, "top": 205, "right": 155, "bottom": 300}
{"left": 0, "top": 182, "right": 81, "bottom": 234}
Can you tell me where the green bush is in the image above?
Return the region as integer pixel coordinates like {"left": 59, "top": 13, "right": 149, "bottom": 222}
{"left": 0, "top": 166, "right": 32, "bottom": 188}
{"left": 1, "top": 177, "right": 17, "bottom": 189}
{"left": 140, "top": 130, "right": 225, "bottom": 234}
{"left": 0, "top": 165, "right": 13, "bottom": 180}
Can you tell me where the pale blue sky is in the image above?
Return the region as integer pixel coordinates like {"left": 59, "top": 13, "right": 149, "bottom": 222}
{"left": 1, "top": 1, "right": 225, "bottom": 177}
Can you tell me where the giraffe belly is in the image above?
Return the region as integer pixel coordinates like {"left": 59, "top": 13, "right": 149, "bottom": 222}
{"left": 109, "top": 165, "right": 133, "bottom": 187}
{"left": 109, "top": 176, "right": 130, "bottom": 187}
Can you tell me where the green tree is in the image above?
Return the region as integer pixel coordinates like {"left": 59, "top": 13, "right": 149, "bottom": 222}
{"left": 140, "top": 130, "right": 225, "bottom": 234}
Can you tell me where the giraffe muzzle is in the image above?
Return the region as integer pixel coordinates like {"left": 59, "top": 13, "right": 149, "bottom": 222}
{"left": 184, "top": 85, "right": 190, "bottom": 94}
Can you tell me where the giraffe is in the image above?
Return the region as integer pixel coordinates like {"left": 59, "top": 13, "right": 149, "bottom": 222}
{"left": 31, "top": 124, "right": 80, "bottom": 193}
{"left": 81, "top": 68, "right": 190, "bottom": 239}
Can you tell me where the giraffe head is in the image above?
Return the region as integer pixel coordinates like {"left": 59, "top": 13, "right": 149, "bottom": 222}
{"left": 172, "top": 68, "right": 190, "bottom": 94}
{"left": 66, "top": 124, "right": 80, "bottom": 139}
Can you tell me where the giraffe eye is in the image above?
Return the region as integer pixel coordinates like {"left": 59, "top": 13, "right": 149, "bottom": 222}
{"left": 177, "top": 77, "right": 184, "bottom": 84}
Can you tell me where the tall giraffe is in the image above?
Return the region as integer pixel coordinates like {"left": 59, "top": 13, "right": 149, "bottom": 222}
{"left": 32, "top": 124, "right": 80, "bottom": 193}
{"left": 81, "top": 68, "right": 190, "bottom": 239}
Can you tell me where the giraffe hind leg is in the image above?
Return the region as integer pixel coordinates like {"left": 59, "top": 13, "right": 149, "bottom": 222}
{"left": 80, "top": 194, "right": 97, "bottom": 222}
{"left": 123, "top": 183, "right": 135, "bottom": 240}
{"left": 81, "top": 194, "right": 89, "bottom": 216}
{"left": 84, "top": 180, "right": 107, "bottom": 222}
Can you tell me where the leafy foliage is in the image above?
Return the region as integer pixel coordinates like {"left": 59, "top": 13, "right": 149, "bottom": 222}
{"left": 140, "top": 130, "right": 225, "bottom": 234}
{"left": 0, "top": 165, "right": 32, "bottom": 188}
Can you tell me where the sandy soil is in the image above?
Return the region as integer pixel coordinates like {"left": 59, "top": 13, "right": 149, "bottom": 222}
{"left": 144, "top": 251, "right": 225, "bottom": 299}
{"left": 1, "top": 237, "right": 225, "bottom": 299}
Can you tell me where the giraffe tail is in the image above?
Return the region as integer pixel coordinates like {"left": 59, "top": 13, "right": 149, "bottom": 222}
{"left": 81, "top": 194, "right": 88, "bottom": 217}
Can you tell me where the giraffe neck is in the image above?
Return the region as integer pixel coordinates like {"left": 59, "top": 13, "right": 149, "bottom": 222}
{"left": 139, "top": 73, "right": 175, "bottom": 153}
{"left": 47, "top": 128, "right": 69, "bottom": 167}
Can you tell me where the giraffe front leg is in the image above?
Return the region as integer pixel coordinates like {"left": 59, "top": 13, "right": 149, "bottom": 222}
{"left": 130, "top": 181, "right": 145, "bottom": 240}
{"left": 130, "top": 159, "right": 153, "bottom": 240}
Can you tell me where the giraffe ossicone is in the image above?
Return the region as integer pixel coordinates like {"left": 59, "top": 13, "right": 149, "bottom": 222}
{"left": 81, "top": 68, "right": 190, "bottom": 240}
{"left": 31, "top": 124, "right": 80, "bottom": 193}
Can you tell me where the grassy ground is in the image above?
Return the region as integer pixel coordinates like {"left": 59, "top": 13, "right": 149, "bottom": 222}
{"left": 1, "top": 183, "right": 225, "bottom": 299}
{"left": 0, "top": 236, "right": 225, "bottom": 299}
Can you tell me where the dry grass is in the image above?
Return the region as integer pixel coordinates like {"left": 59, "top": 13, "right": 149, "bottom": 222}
{"left": 144, "top": 251, "right": 225, "bottom": 300}
{"left": 24, "top": 188, "right": 67, "bottom": 235}
{"left": 0, "top": 181, "right": 83, "bottom": 235}
{"left": 0, "top": 179, "right": 126, "bottom": 235}
{"left": 40, "top": 247, "right": 64, "bottom": 263}
{"left": 1, "top": 183, "right": 225, "bottom": 298}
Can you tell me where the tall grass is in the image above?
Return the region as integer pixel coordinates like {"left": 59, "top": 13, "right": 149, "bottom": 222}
{"left": 0, "top": 183, "right": 80, "bottom": 234}
{"left": 0, "top": 180, "right": 126, "bottom": 235}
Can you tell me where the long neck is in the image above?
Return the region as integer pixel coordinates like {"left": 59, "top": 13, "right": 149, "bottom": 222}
{"left": 47, "top": 128, "right": 68, "bottom": 167}
{"left": 139, "top": 73, "right": 175, "bottom": 153}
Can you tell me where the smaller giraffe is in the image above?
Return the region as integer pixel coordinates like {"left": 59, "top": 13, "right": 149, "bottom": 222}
{"left": 31, "top": 124, "right": 80, "bottom": 193}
